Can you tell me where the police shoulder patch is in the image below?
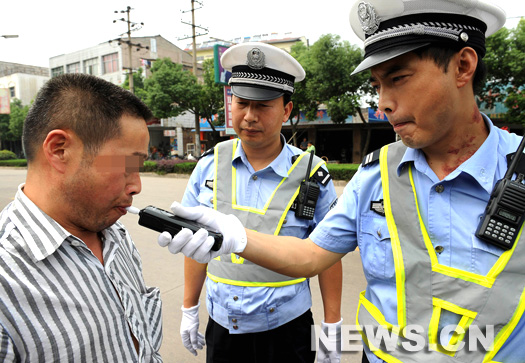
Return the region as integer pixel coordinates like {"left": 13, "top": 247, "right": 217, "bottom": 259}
{"left": 313, "top": 167, "right": 332, "bottom": 186}
{"left": 362, "top": 148, "right": 381, "bottom": 167}
{"left": 199, "top": 147, "right": 215, "bottom": 160}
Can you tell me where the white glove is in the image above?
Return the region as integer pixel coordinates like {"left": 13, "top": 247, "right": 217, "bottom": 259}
{"left": 317, "top": 318, "right": 343, "bottom": 363}
{"left": 157, "top": 201, "right": 247, "bottom": 263}
{"left": 180, "top": 302, "right": 205, "bottom": 356}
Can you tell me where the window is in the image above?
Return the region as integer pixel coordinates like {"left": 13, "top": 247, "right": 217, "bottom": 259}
{"left": 9, "top": 87, "right": 15, "bottom": 98}
{"left": 102, "top": 53, "right": 119, "bottom": 74}
{"left": 84, "top": 58, "right": 98, "bottom": 75}
{"left": 51, "top": 66, "right": 64, "bottom": 78}
{"left": 66, "top": 62, "right": 80, "bottom": 74}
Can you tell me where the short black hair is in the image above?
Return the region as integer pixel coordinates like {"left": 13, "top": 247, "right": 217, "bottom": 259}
{"left": 23, "top": 73, "right": 153, "bottom": 162}
{"left": 413, "top": 45, "right": 487, "bottom": 94}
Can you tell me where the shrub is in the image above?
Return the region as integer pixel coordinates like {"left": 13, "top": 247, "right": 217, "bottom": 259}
{"left": 326, "top": 163, "right": 360, "bottom": 181}
{"left": 143, "top": 159, "right": 197, "bottom": 175}
{"left": 0, "top": 159, "right": 27, "bottom": 167}
{"left": 0, "top": 150, "right": 17, "bottom": 160}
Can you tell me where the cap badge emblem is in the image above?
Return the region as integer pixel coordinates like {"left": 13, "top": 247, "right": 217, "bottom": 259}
{"left": 246, "top": 48, "right": 265, "bottom": 69}
{"left": 357, "top": 1, "right": 381, "bottom": 35}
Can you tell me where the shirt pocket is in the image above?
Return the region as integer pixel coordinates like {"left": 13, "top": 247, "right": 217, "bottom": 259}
{"left": 360, "top": 214, "right": 395, "bottom": 281}
{"left": 196, "top": 190, "right": 214, "bottom": 208}
{"left": 140, "top": 286, "right": 163, "bottom": 352}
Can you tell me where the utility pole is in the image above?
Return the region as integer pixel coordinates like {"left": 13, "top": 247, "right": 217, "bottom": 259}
{"left": 180, "top": 0, "right": 208, "bottom": 157}
{"left": 112, "top": 6, "right": 148, "bottom": 94}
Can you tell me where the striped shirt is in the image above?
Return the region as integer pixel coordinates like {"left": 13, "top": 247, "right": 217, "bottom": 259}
{"left": 0, "top": 185, "right": 163, "bottom": 362}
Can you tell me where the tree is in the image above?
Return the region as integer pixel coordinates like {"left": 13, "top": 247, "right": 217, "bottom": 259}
{"left": 122, "top": 67, "right": 148, "bottom": 102}
{"left": 293, "top": 34, "right": 374, "bottom": 155}
{"left": 0, "top": 99, "right": 28, "bottom": 155}
{"left": 198, "top": 58, "right": 225, "bottom": 147}
{"left": 143, "top": 58, "right": 200, "bottom": 118}
{"left": 482, "top": 19, "right": 525, "bottom": 125}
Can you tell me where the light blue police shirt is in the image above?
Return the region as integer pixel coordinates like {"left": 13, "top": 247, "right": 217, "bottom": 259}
{"left": 310, "top": 116, "right": 525, "bottom": 363}
{"left": 182, "top": 136, "right": 338, "bottom": 334}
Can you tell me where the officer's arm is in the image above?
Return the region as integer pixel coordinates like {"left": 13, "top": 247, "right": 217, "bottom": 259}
{"left": 318, "top": 261, "right": 343, "bottom": 323}
{"left": 240, "top": 230, "right": 344, "bottom": 278}
{"left": 183, "top": 257, "right": 207, "bottom": 308}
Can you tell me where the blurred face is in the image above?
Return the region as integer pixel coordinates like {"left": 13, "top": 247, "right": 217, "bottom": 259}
{"left": 370, "top": 52, "right": 459, "bottom": 151}
{"left": 63, "top": 115, "right": 149, "bottom": 233}
{"left": 231, "top": 95, "right": 293, "bottom": 151}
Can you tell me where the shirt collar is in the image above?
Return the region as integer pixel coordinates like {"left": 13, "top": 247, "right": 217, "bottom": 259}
{"left": 11, "top": 183, "right": 72, "bottom": 262}
{"left": 10, "top": 184, "right": 126, "bottom": 262}
{"left": 397, "top": 114, "right": 498, "bottom": 194}
{"left": 232, "top": 134, "right": 291, "bottom": 178}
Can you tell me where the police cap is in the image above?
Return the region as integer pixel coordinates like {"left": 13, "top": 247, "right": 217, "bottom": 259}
{"left": 221, "top": 42, "right": 305, "bottom": 101}
{"left": 349, "top": 0, "right": 507, "bottom": 75}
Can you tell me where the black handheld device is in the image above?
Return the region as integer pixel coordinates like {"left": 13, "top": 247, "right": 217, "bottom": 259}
{"left": 475, "top": 136, "right": 525, "bottom": 250}
{"left": 136, "top": 206, "right": 223, "bottom": 251}
{"left": 295, "top": 151, "right": 320, "bottom": 220}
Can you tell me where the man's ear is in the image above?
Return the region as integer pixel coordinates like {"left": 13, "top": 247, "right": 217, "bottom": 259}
{"left": 282, "top": 101, "right": 294, "bottom": 123}
{"left": 42, "top": 129, "right": 74, "bottom": 174}
{"left": 455, "top": 47, "right": 478, "bottom": 89}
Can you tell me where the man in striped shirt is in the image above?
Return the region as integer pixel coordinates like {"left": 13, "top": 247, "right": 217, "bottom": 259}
{"left": 0, "top": 74, "right": 163, "bottom": 362}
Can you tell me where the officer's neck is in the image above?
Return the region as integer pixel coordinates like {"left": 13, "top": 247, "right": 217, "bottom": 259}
{"left": 242, "top": 137, "right": 283, "bottom": 172}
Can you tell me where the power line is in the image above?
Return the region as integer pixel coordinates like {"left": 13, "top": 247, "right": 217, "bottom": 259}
{"left": 110, "top": 6, "right": 149, "bottom": 94}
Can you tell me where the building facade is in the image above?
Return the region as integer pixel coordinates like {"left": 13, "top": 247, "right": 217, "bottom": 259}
{"left": 0, "top": 61, "right": 50, "bottom": 106}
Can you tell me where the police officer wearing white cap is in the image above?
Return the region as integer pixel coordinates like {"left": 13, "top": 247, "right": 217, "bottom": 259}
{"left": 171, "top": 42, "right": 342, "bottom": 362}
{"left": 158, "top": 1, "right": 525, "bottom": 362}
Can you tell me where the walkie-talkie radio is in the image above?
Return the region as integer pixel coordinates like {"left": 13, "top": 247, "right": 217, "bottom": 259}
{"left": 295, "top": 151, "right": 320, "bottom": 220}
{"left": 127, "top": 205, "right": 223, "bottom": 251}
{"left": 476, "top": 136, "right": 525, "bottom": 250}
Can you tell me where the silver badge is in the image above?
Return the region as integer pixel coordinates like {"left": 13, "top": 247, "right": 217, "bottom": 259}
{"left": 460, "top": 32, "right": 469, "bottom": 42}
{"left": 246, "top": 48, "right": 265, "bottom": 69}
{"left": 357, "top": 1, "right": 381, "bottom": 35}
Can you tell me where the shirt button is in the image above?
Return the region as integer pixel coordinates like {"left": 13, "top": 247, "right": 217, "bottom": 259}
{"left": 232, "top": 318, "right": 237, "bottom": 323}
{"left": 435, "top": 185, "right": 444, "bottom": 193}
{"left": 233, "top": 325, "right": 238, "bottom": 330}
{"left": 435, "top": 246, "right": 444, "bottom": 254}
{"left": 269, "top": 308, "right": 275, "bottom": 313}
{"left": 71, "top": 241, "right": 81, "bottom": 247}
{"left": 377, "top": 229, "right": 382, "bottom": 238}
{"left": 210, "top": 198, "right": 213, "bottom": 203}
{"left": 283, "top": 219, "right": 287, "bottom": 225}
{"left": 252, "top": 175, "right": 258, "bottom": 181}
{"left": 233, "top": 296, "right": 238, "bottom": 301}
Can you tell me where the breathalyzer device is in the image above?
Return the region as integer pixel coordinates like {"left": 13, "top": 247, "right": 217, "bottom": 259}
{"left": 126, "top": 205, "right": 223, "bottom": 251}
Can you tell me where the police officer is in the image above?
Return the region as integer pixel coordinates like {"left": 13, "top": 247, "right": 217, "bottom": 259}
{"left": 159, "top": 0, "right": 525, "bottom": 362}
{"left": 168, "top": 42, "right": 343, "bottom": 362}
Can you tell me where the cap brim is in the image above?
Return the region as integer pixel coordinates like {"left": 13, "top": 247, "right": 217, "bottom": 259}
{"left": 351, "top": 43, "right": 431, "bottom": 75}
{"left": 231, "top": 85, "right": 284, "bottom": 101}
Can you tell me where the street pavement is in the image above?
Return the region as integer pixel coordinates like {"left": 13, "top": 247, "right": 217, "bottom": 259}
{"left": 0, "top": 168, "right": 367, "bottom": 363}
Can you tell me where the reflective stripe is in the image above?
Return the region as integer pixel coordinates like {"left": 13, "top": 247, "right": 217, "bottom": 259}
{"left": 358, "top": 141, "right": 525, "bottom": 362}
{"left": 207, "top": 139, "right": 324, "bottom": 286}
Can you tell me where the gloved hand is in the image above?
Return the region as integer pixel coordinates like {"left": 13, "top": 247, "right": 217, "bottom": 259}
{"left": 180, "top": 302, "right": 205, "bottom": 356}
{"left": 317, "top": 318, "right": 343, "bottom": 363}
{"left": 158, "top": 201, "right": 247, "bottom": 263}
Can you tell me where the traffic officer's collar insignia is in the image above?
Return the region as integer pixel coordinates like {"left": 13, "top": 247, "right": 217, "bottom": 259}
{"left": 370, "top": 199, "right": 385, "bottom": 216}
{"left": 246, "top": 47, "right": 265, "bottom": 69}
{"left": 357, "top": 1, "right": 381, "bottom": 35}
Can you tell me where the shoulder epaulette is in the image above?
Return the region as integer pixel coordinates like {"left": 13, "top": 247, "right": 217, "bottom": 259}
{"left": 506, "top": 152, "right": 525, "bottom": 175}
{"left": 199, "top": 147, "right": 215, "bottom": 160}
{"left": 362, "top": 148, "right": 381, "bottom": 167}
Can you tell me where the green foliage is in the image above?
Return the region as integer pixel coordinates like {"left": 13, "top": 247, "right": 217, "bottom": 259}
{"left": 122, "top": 67, "right": 148, "bottom": 102}
{"left": 140, "top": 160, "right": 198, "bottom": 175}
{"left": 8, "top": 99, "right": 29, "bottom": 139}
{"left": 482, "top": 19, "right": 525, "bottom": 124}
{"left": 0, "top": 159, "right": 27, "bottom": 166}
{"left": 0, "top": 149, "right": 17, "bottom": 160}
{"left": 144, "top": 58, "right": 200, "bottom": 118}
{"left": 326, "top": 163, "right": 360, "bottom": 181}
